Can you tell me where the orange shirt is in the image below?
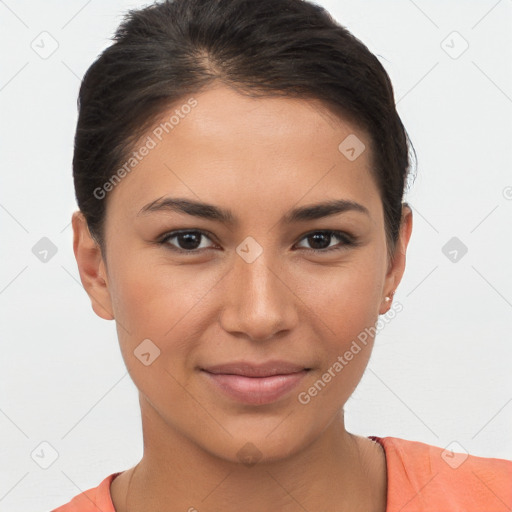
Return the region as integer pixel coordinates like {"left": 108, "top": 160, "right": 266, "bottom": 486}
{"left": 51, "top": 436, "right": 512, "bottom": 511}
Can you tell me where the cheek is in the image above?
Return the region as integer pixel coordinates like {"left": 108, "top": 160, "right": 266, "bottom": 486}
{"left": 296, "top": 270, "right": 380, "bottom": 410}
{"left": 109, "top": 253, "right": 210, "bottom": 334}
{"left": 302, "top": 252, "right": 383, "bottom": 380}
{"left": 108, "top": 258, "right": 203, "bottom": 406}
{"left": 307, "top": 256, "right": 382, "bottom": 334}
{"left": 108, "top": 254, "right": 225, "bottom": 388}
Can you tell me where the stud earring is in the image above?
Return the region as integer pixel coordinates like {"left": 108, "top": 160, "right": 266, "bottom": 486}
{"left": 385, "top": 290, "right": 395, "bottom": 303}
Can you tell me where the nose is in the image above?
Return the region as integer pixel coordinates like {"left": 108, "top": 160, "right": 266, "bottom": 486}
{"left": 218, "top": 251, "right": 298, "bottom": 342}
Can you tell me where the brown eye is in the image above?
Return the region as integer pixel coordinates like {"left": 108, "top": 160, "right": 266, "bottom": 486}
{"left": 295, "top": 230, "right": 356, "bottom": 253}
{"left": 159, "top": 230, "right": 216, "bottom": 253}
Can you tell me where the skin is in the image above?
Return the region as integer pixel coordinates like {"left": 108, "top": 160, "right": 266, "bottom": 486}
{"left": 72, "top": 84, "right": 413, "bottom": 512}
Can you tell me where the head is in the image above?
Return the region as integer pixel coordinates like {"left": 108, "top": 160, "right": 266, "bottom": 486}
{"left": 72, "top": 0, "right": 415, "bottom": 464}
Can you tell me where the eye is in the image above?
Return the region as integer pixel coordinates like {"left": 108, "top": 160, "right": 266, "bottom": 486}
{"left": 158, "top": 230, "right": 217, "bottom": 253}
{"left": 295, "top": 230, "right": 356, "bottom": 253}
{"left": 158, "top": 229, "right": 357, "bottom": 255}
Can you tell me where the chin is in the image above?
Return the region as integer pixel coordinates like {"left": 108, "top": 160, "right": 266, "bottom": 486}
{"left": 197, "top": 422, "right": 315, "bottom": 467}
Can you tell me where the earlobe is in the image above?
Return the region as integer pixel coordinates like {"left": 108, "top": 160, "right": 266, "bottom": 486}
{"left": 71, "top": 211, "right": 115, "bottom": 321}
{"left": 379, "top": 204, "right": 413, "bottom": 315}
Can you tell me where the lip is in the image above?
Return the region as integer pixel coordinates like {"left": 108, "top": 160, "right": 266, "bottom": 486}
{"left": 202, "top": 360, "right": 310, "bottom": 377}
{"left": 200, "top": 360, "right": 311, "bottom": 405}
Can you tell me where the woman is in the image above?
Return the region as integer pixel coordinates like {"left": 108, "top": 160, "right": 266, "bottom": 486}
{"left": 53, "top": 0, "right": 512, "bottom": 510}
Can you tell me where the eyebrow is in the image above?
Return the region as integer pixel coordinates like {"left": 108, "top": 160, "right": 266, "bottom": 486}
{"left": 137, "top": 196, "right": 370, "bottom": 225}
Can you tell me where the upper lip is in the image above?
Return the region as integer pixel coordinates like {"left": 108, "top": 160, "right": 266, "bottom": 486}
{"left": 201, "top": 360, "right": 310, "bottom": 377}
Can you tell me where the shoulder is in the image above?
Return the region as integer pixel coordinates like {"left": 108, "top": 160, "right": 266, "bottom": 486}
{"left": 374, "top": 436, "right": 512, "bottom": 512}
{"left": 51, "top": 472, "right": 121, "bottom": 512}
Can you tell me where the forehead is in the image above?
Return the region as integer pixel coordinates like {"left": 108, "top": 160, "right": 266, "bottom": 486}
{"left": 106, "top": 84, "right": 381, "bottom": 223}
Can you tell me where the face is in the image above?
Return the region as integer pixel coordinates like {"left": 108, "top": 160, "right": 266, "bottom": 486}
{"left": 73, "top": 84, "right": 412, "bottom": 464}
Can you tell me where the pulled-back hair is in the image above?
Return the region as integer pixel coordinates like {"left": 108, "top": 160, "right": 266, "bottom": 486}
{"left": 73, "top": 0, "right": 416, "bottom": 260}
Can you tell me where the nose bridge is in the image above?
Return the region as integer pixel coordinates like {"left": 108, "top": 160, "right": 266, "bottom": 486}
{"left": 219, "top": 245, "right": 296, "bottom": 340}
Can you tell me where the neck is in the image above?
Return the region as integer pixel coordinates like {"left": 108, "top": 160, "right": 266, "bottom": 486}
{"left": 113, "top": 400, "right": 387, "bottom": 512}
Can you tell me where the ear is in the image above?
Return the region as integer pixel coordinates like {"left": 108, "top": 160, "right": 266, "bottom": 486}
{"left": 379, "top": 204, "right": 413, "bottom": 315}
{"left": 71, "top": 210, "right": 114, "bottom": 320}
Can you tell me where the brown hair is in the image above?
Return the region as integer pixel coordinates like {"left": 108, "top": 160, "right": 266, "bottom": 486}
{"left": 72, "top": 0, "right": 416, "bottom": 260}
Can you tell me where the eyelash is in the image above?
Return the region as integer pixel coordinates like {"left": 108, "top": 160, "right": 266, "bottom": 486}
{"left": 157, "top": 229, "right": 357, "bottom": 255}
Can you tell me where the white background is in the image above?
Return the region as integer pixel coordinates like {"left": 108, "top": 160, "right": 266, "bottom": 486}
{"left": 1, "top": 0, "right": 511, "bottom": 510}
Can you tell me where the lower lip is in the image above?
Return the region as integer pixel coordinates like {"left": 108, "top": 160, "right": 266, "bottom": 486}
{"left": 201, "top": 370, "right": 309, "bottom": 405}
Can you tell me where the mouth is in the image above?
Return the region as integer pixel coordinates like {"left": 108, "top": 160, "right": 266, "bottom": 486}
{"left": 200, "top": 360, "right": 311, "bottom": 405}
